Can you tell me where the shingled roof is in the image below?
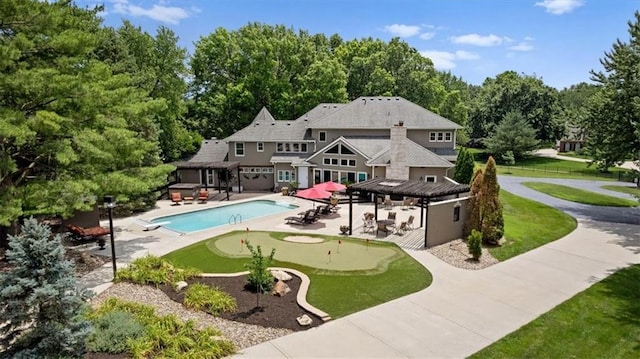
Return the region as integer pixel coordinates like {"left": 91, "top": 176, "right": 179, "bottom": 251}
{"left": 367, "top": 138, "right": 454, "bottom": 168}
{"left": 224, "top": 107, "right": 308, "bottom": 142}
{"left": 308, "top": 96, "right": 462, "bottom": 130}
{"left": 188, "top": 138, "right": 228, "bottom": 162}
{"left": 348, "top": 177, "right": 469, "bottom": 198}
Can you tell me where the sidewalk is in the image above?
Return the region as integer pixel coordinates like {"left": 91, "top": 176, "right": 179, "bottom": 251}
{"left": 235, "top": 219, "right": 640, "bottom": 358}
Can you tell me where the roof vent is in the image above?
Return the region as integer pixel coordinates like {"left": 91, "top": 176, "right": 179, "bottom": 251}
{"left": 271, "top": 123, "right": 275, "bottom": 126}
{"left": 287, "top": 123, "right": 291, "bottom": 126}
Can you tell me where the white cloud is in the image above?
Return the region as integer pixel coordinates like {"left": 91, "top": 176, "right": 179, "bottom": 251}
{"left": 510, "top": 42, "right": 534, "bottom": 51}
{"left": 535, "top": 0, "right": 584, "bottom": 15}
{"left": 112, "top": 0, "right": 191, "bottom": 24}
{"left": 455, "top": 50, "right": 480, "bottom": 60}
{"left": 420, "top": 51, "right": 457, "bottom": 69}
{"left": 419, "top": 32, "right": 435, "bottom": 40}
{"left": 383, "top": 24, "right": 421, "bottom": 37}
{"left": 450, "top": 33, "right": 504, "bottom": 47}
{"left": 524, "top": 36, "right": 535, "bottom": 41}
{"left": 419, "top": 50, "right": 480, "bottom": 70}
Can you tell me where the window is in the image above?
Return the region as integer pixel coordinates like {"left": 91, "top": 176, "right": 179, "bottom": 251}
{"left": 276, "top": 142, "right": 308, "bottom": 153}
{"left": 429, "top": 132, "right": 437, "bottom": 142}
{"left": 277, "top": 170, "right": 294, "bottom": 182}
{"left": 327, "top": 144, "right": 339, "bottom": 154}
{"left": 235, "top": 142, "right": 244, "bottom": 156}
{"left": 445, "top": 132, "right": 452, "bottom": 142}
{"left": 437, "top": 132, "right": 444, "bottom": 142}
{"left": 340, "top": 159, "right": 356, "bottom": 167}
{"left": 319, "top": 131, "right": 327, "bottom": 142}
{"left": 301, "top": 143, "right": 308, "bottom": 152}
{"left": 341, "top": 146, "right": 355, "bottom": 155}
{"left": 453, "top": 206, "right": 461, "bottom": 222}
{"left": 424, "top": 176, "right": 437, "bottom": 183}
{"left": 261, "top": 167, "right": 273, "bottom": 173}
{"left": 357, "top": 172, "right": 367, "bottom": 182}
{"left": 257, "top": 142, "right": 264, "bottom": 152}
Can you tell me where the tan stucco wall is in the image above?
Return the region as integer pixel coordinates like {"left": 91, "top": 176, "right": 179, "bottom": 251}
{"left": 409, "top": 167, "right": 450, "bottom": 182}
{"left": 426, "top": 197, "right": 468, "bottom": 247}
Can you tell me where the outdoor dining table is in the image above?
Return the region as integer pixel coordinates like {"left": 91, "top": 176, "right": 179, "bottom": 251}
{"left": 377, "top": 219, "right": 396, "bottom": 228}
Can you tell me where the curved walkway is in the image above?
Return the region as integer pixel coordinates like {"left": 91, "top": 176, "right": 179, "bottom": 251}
{"left": 235, "top": 178, "right": 640, "bottom": 358}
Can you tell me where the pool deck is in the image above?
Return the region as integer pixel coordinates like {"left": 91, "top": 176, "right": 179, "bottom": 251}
{"left": 78, "top": 192, "right": 423, "bottom": 294}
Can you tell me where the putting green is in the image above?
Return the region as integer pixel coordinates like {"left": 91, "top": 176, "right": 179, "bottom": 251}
{"left": 210, "top": 232, "right": 398, "bottom": 271}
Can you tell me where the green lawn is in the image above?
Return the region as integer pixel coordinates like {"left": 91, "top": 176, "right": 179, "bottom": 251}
{"left": 523, "top": 182, "right": 639, "bottom": 207}
{"left": 470, "top": 264, "right": 640, "bottom": 359}
{"left": 491, "top": 190, "right": 577, "bottom": 261}
{"left": 602, "top": 185, "right": 640, "bottom": 199}
{"left": 163, "top": 231, "right": 431, "bottom": 318}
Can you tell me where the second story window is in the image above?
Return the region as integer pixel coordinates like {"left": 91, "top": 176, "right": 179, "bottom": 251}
{"left": 319, "top": 131, "right": 327, "bottom": 142}
{"left": 235, "top": 142, "right": 245, "bottom": 157}
{"left": 257, "top": 142, "right": 264, "bottom": 152}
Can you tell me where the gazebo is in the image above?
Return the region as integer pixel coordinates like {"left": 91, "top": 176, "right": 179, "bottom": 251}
{"left": 346, "top": 178, "right": 471, "bottom": 248}
{"left": 170, "top": 161, "right": 241, "bottom": 201}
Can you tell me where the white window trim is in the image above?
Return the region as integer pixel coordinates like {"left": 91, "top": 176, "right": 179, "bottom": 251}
{"left": 357, "top": 172, "right": 368, "bottom": 182}
{"left": 319, "top": 131, "right": 327, "bottom": 142}
{"left": 257, "top": 142, "right": 264, "bottom": 152}
{"left": 429, "top": 132, "right": 437, "bottom": 142}
{"left": 445, "top": 132, "right": 452, "bottom": 142}
{"left": 424, "top": 175, "right": 437, "bottom": 183}
{"left": 235, "top": 142, "right": 245, "bottom": 157}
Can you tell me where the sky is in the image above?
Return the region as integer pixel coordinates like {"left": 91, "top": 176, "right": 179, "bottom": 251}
{"left": 82, "top": 0, "right": 640, "bottom": 89}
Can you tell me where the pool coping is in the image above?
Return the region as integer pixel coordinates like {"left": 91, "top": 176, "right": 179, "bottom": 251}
{"left": 200, "top": 267, "right": 332, "bottom": 322}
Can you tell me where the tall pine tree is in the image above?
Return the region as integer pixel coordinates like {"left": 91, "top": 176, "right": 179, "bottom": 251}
{"left": 480, "top": 157, "right": 504, "bottom": 244}
{"left": 453, "top": 147, "right": 475, "bottom": 184}
{"left": 0, "top": 218, "right": 93, "bottom": 357}
{"left": 464, "top": 168, "right": 484, "bottom": 238}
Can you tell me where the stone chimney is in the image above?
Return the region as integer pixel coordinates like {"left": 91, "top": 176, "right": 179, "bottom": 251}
{"left": 387, "top": 121, "right": 409, "bottom": 180}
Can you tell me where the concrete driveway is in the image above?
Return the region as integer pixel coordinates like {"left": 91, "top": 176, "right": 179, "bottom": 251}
{"left": 235, "top": 177, "right": 640, "bottom": 358}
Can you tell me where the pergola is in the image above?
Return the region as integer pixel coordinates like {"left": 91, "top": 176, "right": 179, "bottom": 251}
{"left": 346, "top": 178, "right": 470, "bottom": 248}
{"left": 171, "top": 161, "right": 241, "bottom": 201}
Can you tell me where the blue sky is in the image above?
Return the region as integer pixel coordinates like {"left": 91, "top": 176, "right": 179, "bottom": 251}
{"left": 85, "top": 0, "right": 639, "bottom": 89}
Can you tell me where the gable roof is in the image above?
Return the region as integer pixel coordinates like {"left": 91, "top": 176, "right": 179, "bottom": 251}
{"left": 368, "top": 138, "right": 454, "bottom": 168}
{"left": 188, "top": 138, "right": 228, "bottom": 162}
{"left": 224, "top": 107, "right": 309, "bottom": 142}
{"left": 308, "top": 96, "right": 462, "bottom": 130}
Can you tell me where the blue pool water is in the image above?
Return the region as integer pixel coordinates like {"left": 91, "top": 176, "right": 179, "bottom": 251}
{"left": 151, "top": 200, "right": 299, "bottom": 233}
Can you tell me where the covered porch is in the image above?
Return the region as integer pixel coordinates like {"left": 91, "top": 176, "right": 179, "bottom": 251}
{"left": 171, "top": 161, "right": 241, "bottom": 201}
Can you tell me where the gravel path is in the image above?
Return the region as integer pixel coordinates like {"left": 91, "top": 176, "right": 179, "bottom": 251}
{"left": 90, "top": 282, "right": 292, "bottom": 350}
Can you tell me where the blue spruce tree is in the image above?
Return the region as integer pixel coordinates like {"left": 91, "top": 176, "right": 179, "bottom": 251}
{"left": 0, "top": 218, "right": 93, "bottom": 358}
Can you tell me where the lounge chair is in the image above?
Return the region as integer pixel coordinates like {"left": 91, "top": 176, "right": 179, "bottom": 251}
{"left": 67, "top": 224, "right": 110, "bottom": 242}
{"left": 406, "top": 215, "right": 415, "bottom": 230}
{"left": 376, "top": 222, "right": 392, "bottom": 236}
{"left": 198, "top": 190, "right": 209, "bottom": 203}
{"left": 170, "top": 192, "right": 182, "bottom": 205}
{"left": 319, "top": 204, "right": 333, "bottom": 215}
{"left": 309, "top": 206, "right": 323, "bottom": 222}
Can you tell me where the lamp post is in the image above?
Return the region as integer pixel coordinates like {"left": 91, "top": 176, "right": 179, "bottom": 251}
{"left": 103, "top": 195, "right": 117, "bottom": 278}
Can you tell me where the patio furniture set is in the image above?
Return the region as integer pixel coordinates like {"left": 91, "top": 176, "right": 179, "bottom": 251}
{"left": 363, "top": 212, "right": 415, "bottom": 237}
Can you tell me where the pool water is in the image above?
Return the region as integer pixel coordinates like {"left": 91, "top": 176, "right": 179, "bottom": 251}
{"left": 151, "top": 200, "right": 299, "bottom": 233}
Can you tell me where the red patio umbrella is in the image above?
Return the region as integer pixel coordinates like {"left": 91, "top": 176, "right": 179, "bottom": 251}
{"left": 313, "top": 181, "right": 347, "bottom": 192}
{"left": 295, "top": 187, "right": 332, "bottom": 208}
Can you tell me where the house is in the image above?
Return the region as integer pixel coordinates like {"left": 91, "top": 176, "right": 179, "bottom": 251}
{"left": 556, "top": 124, "right": 587, "bottom": 153}
{"left": 179, "top": 96, "right": 462, "bottom": 192}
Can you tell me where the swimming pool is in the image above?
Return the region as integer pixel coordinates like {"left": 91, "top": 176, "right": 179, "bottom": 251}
{"left": 151, "top": 200, "right": 299, "bottom": 233}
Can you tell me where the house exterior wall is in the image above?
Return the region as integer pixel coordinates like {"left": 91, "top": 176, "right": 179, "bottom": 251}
{"left": 313, "top": 129, "right": 389, "bottom": 144}
{"left": 426, "top": 197, "right": 468, "bottom": 247}
{"left": 179, "top": 169, "right": 201, "bottom": 184}
{"left": 273, "top": 162, "right": 297, "bottom": 191}
{"left": 371, "top": 166, "right": 387, "bottom": 179}
{"left": 238, "top": 170, "right": 274, "bottom": 191}
{"left": 409, "top": 167, "right": 449, "bottom": 182}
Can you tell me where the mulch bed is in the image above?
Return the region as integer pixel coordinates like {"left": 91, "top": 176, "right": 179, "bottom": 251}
{"left": 159, "top": 273, "right": 323, "bottom": 331}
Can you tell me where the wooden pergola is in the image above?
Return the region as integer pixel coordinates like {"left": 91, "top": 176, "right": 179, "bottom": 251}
{"left": 171, "top": 161, "right": 241, "bottom": 201}
{"left": 346, "top": 178, "right": 470, "bottom": 248}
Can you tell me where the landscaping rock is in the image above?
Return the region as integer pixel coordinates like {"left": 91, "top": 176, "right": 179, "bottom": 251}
{"left": 271, "top": 270, "right": 292, "bottom": 281}
{"left": 271, "top": 280, "right": 290, "bottom": 297}
{"left": 175, "top": 281, "right": 188, "bottom": 291}
{"left": 296, "top": 314, "right": 313, "bottom": 326}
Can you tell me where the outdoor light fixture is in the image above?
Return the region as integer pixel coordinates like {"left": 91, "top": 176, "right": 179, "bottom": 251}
{"left": 103, "top": 195, "right": 117, "bottom": 278}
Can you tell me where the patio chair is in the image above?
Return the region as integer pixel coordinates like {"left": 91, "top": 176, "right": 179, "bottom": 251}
{"left": 384, "top": 198, "right": 393, "bottom": 210}
{"left": 376, "top": 197, "right": 384, "bottom": 208}
{"left": 362, "top": 217, "right": 376, "bottom": 233}
{"left": 67, "top": 224, "right": 110, "bottom": 242}
{"left": 310, "top": 206, "right": 323, "bottom": 222}
{"left": 170, "top": 192, "right": 182, "bottom": 205}
{"left": 286, "top": 210, "right": 314, "bottom": 225}
{"left": 396, "top": 221, "right": 407, "bottom": 235}
{"left": 376, "top": 222, "right": 392, "bottom": 236}
{"left": 198, "top": 190, "right": 209, "bottom": 203}
{"left": 402, "top": 198, "right": 412, "bottom": 210}
{"left": 387, "top": 211, "right": 397, "bottom": 222}
{"left": 406, "top": 215, "right": 415, "bottom": 230}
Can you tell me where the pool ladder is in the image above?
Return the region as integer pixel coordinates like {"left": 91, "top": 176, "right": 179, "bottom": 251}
{"left": 228, "top": 213, "right": 242, "bottom": 224}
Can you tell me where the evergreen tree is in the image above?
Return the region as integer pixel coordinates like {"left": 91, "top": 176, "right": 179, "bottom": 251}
{"left": 484, "top": 110, "right": 540, "bottom": 161}
{"left": 0, "top": 218, "right": 93, "bottom": 357}
{"left": 480, "top": 157, "right": 504, "bottom": 244}
{"left": 453, "top": 147, "right": 475, "bottom": 184}
{"left": 463, "top": 168, "right": 484, "bottom": 237}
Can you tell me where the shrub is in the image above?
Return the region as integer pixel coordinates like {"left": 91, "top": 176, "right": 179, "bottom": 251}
{"left": 86, "top": 310, "right": 145, "bottom": 354}
{"left": 89, "top": 298, "right": 235, "bottom": 358}
{"left": 115, "top": 255, "right": 201, "bottom": 287}
{"left": 467, "top": 230, "right": 483, "bottom": 260}
{"left": 184, "top": 283, "right": 237, "bottom": 315}
{"left": 244, "top": 240, "right": 276, "bottom": 308}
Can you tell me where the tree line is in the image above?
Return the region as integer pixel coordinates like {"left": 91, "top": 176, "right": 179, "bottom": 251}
{"left": 1, "top": 0, "right": 638, "bottom": 240}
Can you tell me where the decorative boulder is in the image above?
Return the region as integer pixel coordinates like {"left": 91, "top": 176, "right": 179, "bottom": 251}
{"left": 175, "top": 281, "right": 188, "bottom": 292}
{"left": 271, "top": 280, "right": 291, "bottom": 297}
{"left": 296, "top": 314, "right": 313, "bottom": 326}
{"left": 271, "top": 270, "right": 293, "bottom": 282}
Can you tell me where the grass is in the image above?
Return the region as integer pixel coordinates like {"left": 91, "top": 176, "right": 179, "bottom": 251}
{"left": 163, "top": 231, "right": 432, "bottom": 318}
{"left": 602, "top": 185, "right": 640, "bottom": 198}
{"left": 523, "top": 182, "right": 639, "bottom": 207}
{"left": 470, "top": 264, "right": 640, "bottom": 359}
{"left": 470, "top": 148, "right": 629, "bottom": 181}
{"left": 490, "top": 190, "right": 577, "bottom": 261}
